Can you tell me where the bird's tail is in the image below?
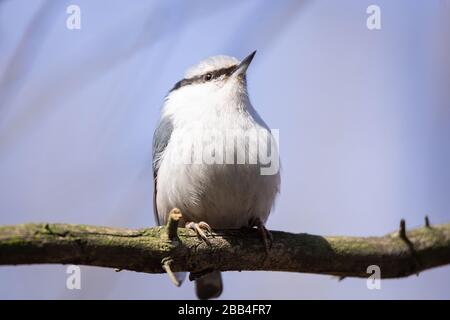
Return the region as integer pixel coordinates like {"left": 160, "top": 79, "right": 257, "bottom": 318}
{"left": 195, "top": 271, "right": 223, "bottom": 300}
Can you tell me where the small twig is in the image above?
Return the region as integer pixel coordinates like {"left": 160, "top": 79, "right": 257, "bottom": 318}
{"left": 425, "top": 216, "right": 431, "bottom": 228}
{"left": 161, "top": 258, "right": 181, "bottom": 287}
{"left": 165, "top": 208, "right": 182, "bottom": 240}
{"left": 399, "top": 219, "right": 407, "bottom": 240}
{"left": 398, "top": 219, "right": 421, "bottom": 275}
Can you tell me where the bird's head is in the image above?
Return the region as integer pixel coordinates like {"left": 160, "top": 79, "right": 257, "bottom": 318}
{"left": 163, "top": 51, "right": 257, "bottom": 118}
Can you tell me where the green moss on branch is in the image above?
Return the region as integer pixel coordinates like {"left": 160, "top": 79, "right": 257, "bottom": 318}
{"left": 0, "top": 221, "right": 449, "bottom": 278}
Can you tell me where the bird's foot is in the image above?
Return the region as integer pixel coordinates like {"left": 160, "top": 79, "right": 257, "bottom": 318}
{"left": 185, "top": 221, "right": 213, "bottom": 245}
{"left": 249, "top": 217, "right": 273, "bottom": 254}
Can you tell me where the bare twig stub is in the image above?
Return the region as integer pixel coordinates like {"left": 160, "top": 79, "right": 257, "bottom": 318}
{"left": 162, "top": 257, "right": 181, "bottom": 287}
{"left": 165, "top": 208, "right": 182, "bottom": 241}
{"left": 425, "top": 216, "right": 431, "bottom": 228}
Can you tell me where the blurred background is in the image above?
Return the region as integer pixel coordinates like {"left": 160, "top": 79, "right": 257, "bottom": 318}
{"left": 0, "top": 0, "right": 449, "bottom": 299}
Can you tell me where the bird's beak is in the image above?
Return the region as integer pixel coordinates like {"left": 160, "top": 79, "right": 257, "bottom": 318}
{"left": 232, "top": 50, "right": 257, "bottom": 77}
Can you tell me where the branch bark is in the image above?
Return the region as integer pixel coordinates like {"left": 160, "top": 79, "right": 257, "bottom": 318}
{"left": 0, "top": 216, "right": 449, "bottom": 279}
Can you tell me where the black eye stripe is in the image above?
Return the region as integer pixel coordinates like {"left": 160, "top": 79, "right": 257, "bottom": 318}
{"left": 169, "top": 65, "right": 237, "bottom": 92}
{"left": 209, "top": 65, "right": 237, "bottom": 79}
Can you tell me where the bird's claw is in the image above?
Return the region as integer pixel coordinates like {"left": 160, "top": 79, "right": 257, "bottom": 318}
{"left": 186, "top": 221, "right": 213, "bottom": 245}
{"left": 250, "top": 217, "right": 273, "bottom": 254}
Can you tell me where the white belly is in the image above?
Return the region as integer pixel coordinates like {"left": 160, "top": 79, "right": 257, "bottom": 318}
{"left": 156, "top": 122, "right": 280, "bottom": 229}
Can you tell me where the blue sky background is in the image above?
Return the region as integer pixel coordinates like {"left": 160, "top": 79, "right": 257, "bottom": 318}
{"left": 0, "top": 0, "right": 449, "bottom": 299}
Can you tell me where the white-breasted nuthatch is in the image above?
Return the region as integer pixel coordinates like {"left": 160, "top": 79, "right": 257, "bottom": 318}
{"left": 152, "top": 51, "right": 280, "bottom": 299}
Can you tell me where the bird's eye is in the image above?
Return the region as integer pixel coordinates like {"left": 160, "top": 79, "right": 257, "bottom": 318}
{"left": 204, "top": 73, "right": 213, "bottom": 81}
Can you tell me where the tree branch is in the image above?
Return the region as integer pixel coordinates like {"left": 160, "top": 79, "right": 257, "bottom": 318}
{"left": 0, "top": 214, "right": 449, "bottom": 280}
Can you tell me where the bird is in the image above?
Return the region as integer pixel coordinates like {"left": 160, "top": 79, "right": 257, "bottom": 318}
{"left": 152, "top": 51, "right": 280, "bottom": 299}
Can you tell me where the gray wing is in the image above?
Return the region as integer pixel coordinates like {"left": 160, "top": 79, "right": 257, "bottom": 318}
{"left": 152, "top": 115, "right": 174, "bottom": 225}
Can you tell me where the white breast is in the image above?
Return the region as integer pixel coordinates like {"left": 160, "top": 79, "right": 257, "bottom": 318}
{"left": 156, "top": 102, "right": 280, "bottom": 228}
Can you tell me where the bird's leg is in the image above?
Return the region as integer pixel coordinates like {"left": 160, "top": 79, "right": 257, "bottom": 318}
{"left": 185, "top": 221, "right": 213, "bottom": 245}
{"left": 249, "top": 217, "right": 273, "bottom": 254}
